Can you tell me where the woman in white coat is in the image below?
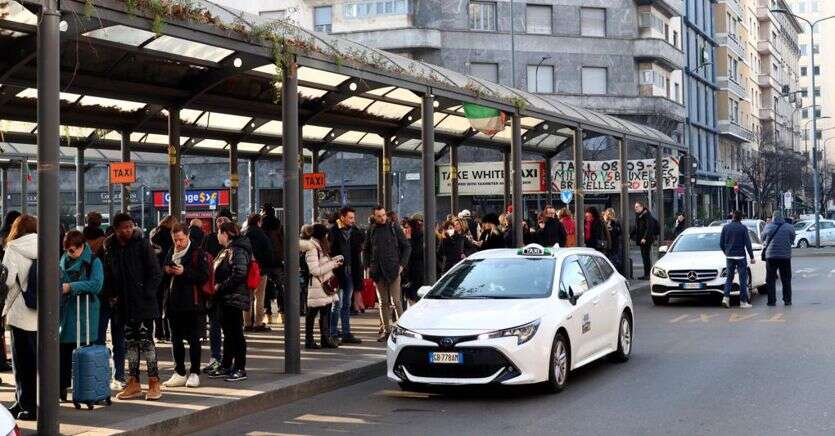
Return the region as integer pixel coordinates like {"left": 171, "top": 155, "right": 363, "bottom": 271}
{"left": 2, "top": 214, "right": 38, "bottom": 421}
{"left": 301, "top": 224, "right": 342, "bottom": 349}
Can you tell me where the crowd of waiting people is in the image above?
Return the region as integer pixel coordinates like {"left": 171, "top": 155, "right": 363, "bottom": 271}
{"left": 0, "top": 200, "right": 662, "bottom": 421}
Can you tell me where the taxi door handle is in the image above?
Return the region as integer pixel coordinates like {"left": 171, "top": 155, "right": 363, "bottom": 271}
{"left": 593, "top": 298, "right": 600, "bottom": 305}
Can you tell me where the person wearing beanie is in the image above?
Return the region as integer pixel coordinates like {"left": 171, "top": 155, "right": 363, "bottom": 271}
{"left": 478, "top": 213, "right": 506, "bottom": 250}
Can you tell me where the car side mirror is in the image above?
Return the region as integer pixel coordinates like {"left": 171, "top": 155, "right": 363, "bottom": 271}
{"left": 416, "top": 285, "right": 432, "bottom": 299}
{"left": 658, "top": 245, "right": 668, "bottom": 254}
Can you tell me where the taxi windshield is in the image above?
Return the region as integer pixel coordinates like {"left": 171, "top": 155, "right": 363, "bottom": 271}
{"left": 426, "top": 258, "right": 555, "bottom": 299}
{"left": 670, "top": 232, "right": 721, "bottom": 252}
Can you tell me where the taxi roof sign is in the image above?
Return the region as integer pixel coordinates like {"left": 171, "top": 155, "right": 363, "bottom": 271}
{"left": 517, "top": 244, "right": 553, "bottom": 257}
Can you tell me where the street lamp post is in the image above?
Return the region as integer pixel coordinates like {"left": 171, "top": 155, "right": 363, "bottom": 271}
{"left": 535, "top": 55, "right": 552, "bottom": 93}
{"left": 772, "top": 9, "right": 835, "bottom": 247}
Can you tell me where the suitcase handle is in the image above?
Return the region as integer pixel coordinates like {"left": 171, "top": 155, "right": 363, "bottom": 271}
{"left": 76, "top": 293, "right": 91, "bottom": 348}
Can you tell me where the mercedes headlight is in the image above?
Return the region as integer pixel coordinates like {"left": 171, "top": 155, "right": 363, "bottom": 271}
{"left": 482, "top": 320, "right": 540, "bottom": 345}
{"left": 391, "top": 325, "right": 420, "bottom": 343}
{"left": 652, "top": 267, "right": 668, "bottom": 278}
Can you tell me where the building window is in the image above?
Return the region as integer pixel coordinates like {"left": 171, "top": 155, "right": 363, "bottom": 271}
{"left": 582, "top": 67, "right": 607, "bottom": 95}
{"left": 814, "top": 87, "right": 821, "bottom": 97}
{"left": 800, "top": 87, "right": 808, "bottom": 98}
{"left": 801, "top": 66, "right": 807, "bottom": 76}
{"left": 344, "top": 1, "right": 408, "bottom": 18}
{"left": 814, "top": 66, "right": 820, "bottom": 75}
{"left": 260, "top": 9, "right": 288, "bottom": 20}
{"left": 526, "top": 64, "right": 554, "bottom": 93}
{"left": 314, "top": 6, "right": 332, "bottom": 33}
{"left": 580, "top": 8, "right": 606, "bottom": 37}
{"left": 802, "top": 108, "right": 808, "bottom": 119}
{"left": 470, "top": 62, "right": 499, "bottom": 83}
{"left": 469, "top": 2, "right": 497, "bottom": 31}
{"left": 526, "top": 4, "right": 552, "bottom": 34}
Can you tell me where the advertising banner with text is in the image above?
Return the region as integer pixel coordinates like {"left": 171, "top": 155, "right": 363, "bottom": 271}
{"left": 437, "top": 161, "right": 546, "bottom": 196}
{"left": 552, "top": 157, "right": 679, "bottom": 193}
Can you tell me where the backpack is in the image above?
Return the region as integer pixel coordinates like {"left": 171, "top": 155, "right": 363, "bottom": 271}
{"left": 18, "top": 259, "right": 37, "bottom": 310}
{"left": 246, "top": 258, "right": 261, "bottom": 289}
{"left": 0, "top": 263, "right": 9, "bottom": 310}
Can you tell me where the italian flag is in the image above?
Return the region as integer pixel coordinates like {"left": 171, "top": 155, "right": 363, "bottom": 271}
{"left": 463, "top": 103, "right": 507, "bottom": 136}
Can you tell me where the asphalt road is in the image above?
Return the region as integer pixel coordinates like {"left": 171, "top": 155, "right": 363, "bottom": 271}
{"left": 195, "top": 255, "right": 835, "bottom": 436}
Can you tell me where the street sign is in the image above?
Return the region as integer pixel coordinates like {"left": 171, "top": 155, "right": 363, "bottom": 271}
{"left": 783, "top": 192, "right": 793, "bottom": 210}
{"left": 109, "top": 162, "right": 136, "bottom": 184}
{"left": 560, "top": 189, "right": 574, "bottom": 204}
{"left": 303, "top": 172, "right": 326, "bottom": 190}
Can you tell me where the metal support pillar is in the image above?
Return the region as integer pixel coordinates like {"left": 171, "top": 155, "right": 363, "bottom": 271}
{"left": 450, "top": 144, "right": 459, "bottom": 214}
{"left": 168, "top": 109, "right": 183, "bottom": 220}
{"left": 511, "top": 114, "right": 524, "bottom": 248}
{"left": 299, "top": 132, "right": 304, "bottom": 225}
{"left": 377, "top": 152, "right": 384, "bottom": 206}
{"left": 107, "top": 169, "right": 114, "bottom": 227}
{"left": 573, "top": 128, "right": 585, "bottom": 246}
{"left": 36, "top": 1, "right": 61, "bottom": 432}
{"left": 655, "top": 144, "right": 665, "bottom": 242}
{"left": 20, "top": 160, "right": 27, "bottom": 214}
{"left": 75, "top": 148, "right": 85, "bottom": 228}
{"left": 503, "top": 150, "right": 511, "bottom": 210}
{"left": 282, "top": 61, "right": 301, "bottom": 374}
{"left": 0, "top": 167, "right": 7, "bottom": 217}
{"left": 311, "top": 148, "right": 320, "bottom": 221}
{"left": 120, "top": 130, "right": 131, "bottom": 213}
{"left": 422, "top": 93, "right": 437, "bottom": 285}
{"left": 619, "top": 138, "right": 631, "bottom": 278}
{"left": 229, "top": 141, "right": 239, "bottom": 220}
{"left": 249, "top": 159, "right": 257, "bottom": 214}
{"left": 382, "top": 138, "right": 393, "bottom": 211}
{"left": 545, "top": 156, "right": 553, "bottom": 205}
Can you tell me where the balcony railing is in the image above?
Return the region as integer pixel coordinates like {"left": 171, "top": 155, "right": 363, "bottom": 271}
{"left": 634, "top": 38, "right": 685, "bottom": 70}
{"left": 716, "top": 34, "right": 747, "bottom": 59}
{"left": 718, "top": 77, "right": 749, "bottom": 99}
{"left": 757, "top": 73, "right": 780, "bottom": 91}
{"left": 719, "top": 120, "right": 754, "bottom": 142}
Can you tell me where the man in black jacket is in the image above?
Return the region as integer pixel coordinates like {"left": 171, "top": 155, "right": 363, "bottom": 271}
{"left": 363, "top": 206, "right": 411, "bottom": 341}
{"left": 537, "top": 205, "right": 567, "bottom": 247}
{"left": 243, "top": 214, "right": 274, "bottom": 331}
{"left": 328, "top": 207, "right": 364, "bottom": 344}
{"left": 104, "top": 213, "right": 163, "bottom": 401}
{"left": 631, "top": 202, "right": 659, "bottom": 280}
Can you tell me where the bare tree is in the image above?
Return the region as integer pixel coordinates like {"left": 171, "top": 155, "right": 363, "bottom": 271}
{"left": 739, "top": 131, "right": 805, "bottom": 216}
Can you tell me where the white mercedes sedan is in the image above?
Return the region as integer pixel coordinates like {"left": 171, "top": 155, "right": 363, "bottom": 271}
{"left": 387, "top": 244, "right": 633, "bottom": 393}
{"left": 650, "top": 227, "right": 766, "bottom": 305}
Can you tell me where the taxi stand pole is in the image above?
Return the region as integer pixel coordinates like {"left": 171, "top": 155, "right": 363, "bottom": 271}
{"left": 121, "top": 130, "right": 131, "bottom": 213}
{"left": 229, "top": 141, "right": 239, "bottom": 218}
{"left": 311, "top": 148, "right": 320, "bottom": 221}
{"left": 377, "top": 151, "right": 384, "bottom": 206}
{"left": 655, "top": 143, "right": 666, "bottom": 243}
{"left": 20, "top": 160, "right": 27, "bottom": 214}
{"left": 450, "top": 144, "right": 459, "bottom": 214}
{"left": 168, "top": 109, "right": 183, "bottom": 220}
{"left": 511, "top": 113, "right": 524, "bottom": 248}
{"left": 422, "top": 92, "right": 437, "bottom": 284}
{"left": 382, "top": 138, "right": 393, "bottom": 211}
{"left": 249, "top": 159, "right": 257, "bottom": 214}
{"left": 503, "top": 150, "right": 511, "bottom": 211}
{"left": 1, "top": 167, "right": 8, "bottom": 218}
{"left": 282, "top": 62, "right": 302, "bottom": 374}
{"left": 36, "top": 0, "right": 61, "bottom": 432}
{"left": 619, "top": 137, "right": 631, "bottom": 278}
{"left": 573, "top": 128, "right": 585, "bottom": 247}
{"left": 76, "top": 147, "right": 85, "bottom": 228}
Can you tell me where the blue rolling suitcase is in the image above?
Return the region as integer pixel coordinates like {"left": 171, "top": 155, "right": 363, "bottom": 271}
{"left": 72, "top": 294, "right": 112, "bottom": 410}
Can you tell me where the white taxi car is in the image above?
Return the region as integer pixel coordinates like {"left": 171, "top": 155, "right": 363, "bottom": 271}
{"left": 387, "top": 244, "right": 633, "bottom": 393}
{"left": 650, "top": 227, "right": 766, "bottom": 305}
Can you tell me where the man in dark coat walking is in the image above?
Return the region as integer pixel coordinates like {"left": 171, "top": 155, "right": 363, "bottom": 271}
{"left": 104, "top": 213, "right": 163, "bottom": 401}
{"left": 363, "top": 206, "right": 411, "bottom": 341}
{"left": 537, "top": 205, "right": 567, "bottom": 247}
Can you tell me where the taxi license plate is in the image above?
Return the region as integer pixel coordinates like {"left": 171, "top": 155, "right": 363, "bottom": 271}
{"left": 680, "top": 282, "right": 705, "bottom": 290}
{"left": 429, "top": 352, "right": 463, "bottom": 364}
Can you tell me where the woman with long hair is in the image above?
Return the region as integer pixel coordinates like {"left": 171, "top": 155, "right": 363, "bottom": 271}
{"left": 478, "top": 213, "right": 506, "bottom": 250}
{"left": 558, "top": 208, "right": 576, "bottom": 247}
{"left": 301, "top": 224, "right": 341, "bottom": 349}
{"left": 2, "top": 214, "right": 38, "bottom": 420}
{"left": 206, "top": 222, "right": 252, "bottom": 382}
{"left": 438, "top": 218, "right": 476, "bottom": 273}
{"left": 584, "top": 207, "right": 609, "bottom": 253}
{"left": 0, "top": 210, "right": 20, "bottom": 374}
{"left": 603, "top": 208, "right": 623, "bottom": 272}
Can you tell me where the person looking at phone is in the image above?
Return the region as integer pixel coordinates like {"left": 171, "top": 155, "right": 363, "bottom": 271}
{"left": 327, "top": 207, "right": 365, "bottom": 345}
{"left": 301, "top": 224, "right": 342, "bottom": 349}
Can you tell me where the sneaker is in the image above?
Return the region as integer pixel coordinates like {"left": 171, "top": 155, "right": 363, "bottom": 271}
{"left": 721, "top": 297, "right": 731, "bottom": 308}
{"left": 207, "top": 367, "right": 231, "bottom": 379}
{"left": 203, "top": 358, "right": 221, "bottom": 373}
{"left": 185, "top": 373, "right": 200, "bottom": 388}
{"left": 111, "top": 378, "right": 126, "bottom": 391}
{"left": 162, "top": 373, "right": 187, "bottom": 388}
{"left": 740, "top": 301, "right": 752, "bottom": 309}
{"left": 225, "top": 370, "right": 247, "bottom": 382}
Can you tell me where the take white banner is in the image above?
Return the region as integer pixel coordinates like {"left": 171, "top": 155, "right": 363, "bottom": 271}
{"left": 552, "top": 157, "right": 680, "bottom": 193}
{"left": 437, "top": 161, "right": 546, "bottom": 196}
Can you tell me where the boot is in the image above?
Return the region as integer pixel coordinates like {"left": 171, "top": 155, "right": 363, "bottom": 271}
{"left": 145, "top": 376, "right": 162, "bottom": 401}
{"left": 305, "top": 337, "right": 320, "bottom": 349}
{"left": 321, "top": 336, "right": 339, "bottom": 348}
{"left": 116, "top": 376, "right": 142, "bottom": 400}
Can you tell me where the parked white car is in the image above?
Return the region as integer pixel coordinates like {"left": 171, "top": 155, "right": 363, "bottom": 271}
{"left": 708, "top": 219, "right": 766, "bottom": 241}
{"left": 650, "top": 227, "right": 766, "bottom": 305}
{"left": 793, "top": 220, "right": 835, "bottom": 248}
{"left": 387, "top": 244, "right": 633, "bottom": 393}
{"left": 0, "top": 406, "right": 18, "bottom": 436}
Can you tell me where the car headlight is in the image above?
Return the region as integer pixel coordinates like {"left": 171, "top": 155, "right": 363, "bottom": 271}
{"left": 720, "top": 268, "right": 728, "bottom": 277}
{"left": 482, "top": 320, "right": 540, "bottom": 345}
{"left": 391, "top": 325, "right": 421, "bottom": 343}
{"left": 652, "top": 267, "right": 668, "bottom": 278}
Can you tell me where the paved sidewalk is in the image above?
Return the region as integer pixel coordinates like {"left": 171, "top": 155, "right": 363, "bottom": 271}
{"left": 2, "top": 312, "right": 387, "bottom": 435}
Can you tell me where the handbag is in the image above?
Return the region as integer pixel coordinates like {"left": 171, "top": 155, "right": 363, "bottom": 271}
{"left": 314, "top": 248, "right": 340, "bottom": 296}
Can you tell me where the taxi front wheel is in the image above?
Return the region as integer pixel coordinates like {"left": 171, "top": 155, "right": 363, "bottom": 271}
{"left": 545, "top": 332, "right": 570, "bottom": 393}
{"left": 609, "top": 312, "right": 632, "bottom": 363}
